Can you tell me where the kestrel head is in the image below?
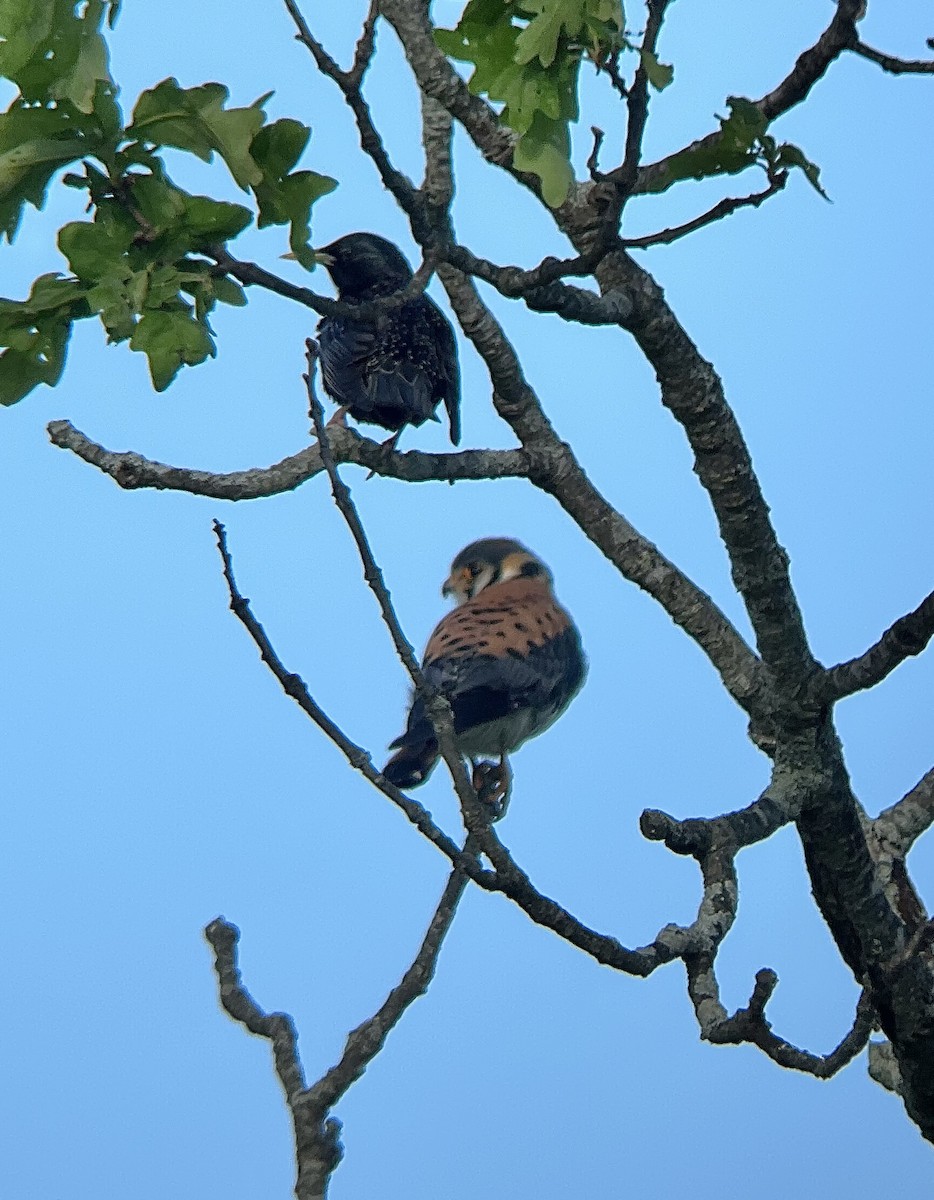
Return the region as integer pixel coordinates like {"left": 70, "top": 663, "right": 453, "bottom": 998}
{"left": 441, "top": 537, "right": 552, "bottom": 605}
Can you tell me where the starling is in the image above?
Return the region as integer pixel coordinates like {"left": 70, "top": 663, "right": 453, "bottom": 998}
{"left": 315, "top": 233, "right": 460, "bottom": 446}
{"left": 383, "top": 538, "right": 586, "bottom": 808}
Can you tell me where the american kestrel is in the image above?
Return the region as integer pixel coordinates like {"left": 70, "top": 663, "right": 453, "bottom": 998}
{"left": 383, "top": 538, "right": 586, "bottom": 807}
{"left": 315, "top": 233, "right": 460, "bottom": 447}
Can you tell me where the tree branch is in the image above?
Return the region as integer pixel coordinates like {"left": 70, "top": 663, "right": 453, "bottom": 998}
{"left": 212, "top": 518, "right": 468, "bottom": 865}
{"left": 851, "top": 41, "right": 934, "bottom": 75}
{"left": 303, "top": 340, "right": 481, "bottom": 819}
{"left": 612, "top": 0, "right": 673, "bottom": 196}
{"left": 594, "top": 247, "right": 814, "bottom": 692}
{"left": 874, "top": 768, "right": 934, "bottom": 859}
{"left": 636, "top": 0, "right": 864, "bottom": 196}
{"left": 436, "top": 263, "right": 763, "bottom": 712}
{"left": 205, "top": 917, "right": 341, "bottom": 1200}
{"left": 701, "top": 968, "right": 874, "bottom": 1077}
{"left": 810, "top": 588, "right": 934, "bottom": 705}
{"left": 641, "top": 780, "right": 800, "bottom": 859}
{"left": 46, "top": 419, "right": 530, "bottom": 497}
{"left": 283, "top": 0, "right": 421, "bottom": 220}
{"left": 304, "top": 835, "right": 477, "bottom": 1112}
{"left": 621, "top": 172, "right": 788, "bottom": 250}
{"left": 206, "top": 843, "right": 473, "bottom": 1200}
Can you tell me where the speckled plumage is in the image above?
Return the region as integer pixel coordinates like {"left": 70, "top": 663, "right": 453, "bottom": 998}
{"left": 315, "top": 233, "right": 460, "bottom": 444}
{"left": 383, "top": 538, "right": 586, "bottom": 791}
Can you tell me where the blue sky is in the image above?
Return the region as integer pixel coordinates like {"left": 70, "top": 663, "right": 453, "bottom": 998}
{"left": 2, "top": 3, "right": 933, "bottom": 1197}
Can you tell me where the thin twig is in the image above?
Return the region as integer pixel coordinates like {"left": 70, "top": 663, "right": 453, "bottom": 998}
{"left": 303, "top": 341, "right": 479, "bottom": 817}
{"left": 306, "top": 834, "right": 478, "bottom": 1111}
{"left": 614, "top": 0, "right": 672, "bottom": 196}
{"left": 852, "top": 41, "right": 934, "bottom": 75}
{"left": 622, "top": 173, "right": 788, "bottom": 249}
{"left": 212, "top": 518, "right": 467, "bottom": 864}
{"left": 283, "top": 0, "right": 420, "bottom": 219}
{"left": 636, "top": 0, "right": 864, "bottom": 195}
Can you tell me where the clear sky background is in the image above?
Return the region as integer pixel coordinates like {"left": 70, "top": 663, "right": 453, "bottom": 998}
{"left": 3, "top": 3, "right": 933, "bottom": 1197}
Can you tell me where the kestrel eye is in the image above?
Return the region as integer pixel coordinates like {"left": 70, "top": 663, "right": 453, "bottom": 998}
{"left": 467, "top": 562, "right": 482, "bottom": 578}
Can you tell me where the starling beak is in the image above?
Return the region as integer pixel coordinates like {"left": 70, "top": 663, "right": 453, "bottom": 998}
{"left": 383, "top": 538, "right": 586, "bottom": 800}
{"left": 315, "top": 233, "right": 460, "bottom": 445}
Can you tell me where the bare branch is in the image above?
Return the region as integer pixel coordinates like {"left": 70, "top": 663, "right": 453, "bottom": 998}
{"left": 851, "top": 41, "right": 934, "bottom": 75}
{"left": 621, "top": 172, "right": 788, "bottom": 250}
{"left": 874, "top": 768, "right": 934, "bottom": 859}
{"left": 810, "top": 588, "right": 934, "bottom": 705}
{"left": 46, "top": 419, "right": 530, "bottom": 498}
{"left": 447, "top": 243, "right": 632, "bottom": 325}
{"left": 641, "top": 781, "right": 800, "bottom": 858}
{"left": 436, "top": 264, "right": 763, "bottom": 712}
{"left": 595, "top": 247, "right": 814, "bottom": 692}
{"left": 637, "top": 0, "right": 864, "bottom": 196}
{"left": 303, "top": 341, "right": 480, "bottom": 820}
{"left": 306, "top": 836, "right": 477, "bottom": 1111}
{"left": 614, "top": 0, "right": 673, "bottom": 196}
{"left": 208, "top": 245, "right": 435, "bottom": 320}
{"left": 205, "top": 917, "right": 342, "bottom": 1200}
{"left": 702, "top": 968, "right": 874, "bottom": 1078}
{"left": 212, "top": 518, "right": 468, "bottom": 865}
{"left": 283, "top": 0, "right": 420, "bottom": 220}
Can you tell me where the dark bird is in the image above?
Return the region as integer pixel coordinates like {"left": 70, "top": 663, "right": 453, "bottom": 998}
{"left": 315, "top": 232, "right": 460, "bottom": 447}
{"left": 383, "top": 538, "right": 586, "bottom": 809}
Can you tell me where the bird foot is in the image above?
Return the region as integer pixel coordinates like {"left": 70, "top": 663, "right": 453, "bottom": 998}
{"left": 471, "top": 757, "right": 512, "bottom": 821}
{"left": 365, "top": 430, "right": 403, "bottom": 480}
{"left": 325, "top": 406, "right": 349, "bottom": 429}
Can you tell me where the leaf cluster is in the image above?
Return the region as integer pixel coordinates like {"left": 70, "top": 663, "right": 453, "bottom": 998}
{"left": 0, "top": 1, "right": 336, "bottom": 402}
{"left": 436, "top": 0, "right": 626, "bottom": 207}
{"left": 652, "top": 97, "right": 827, "bottom": 197}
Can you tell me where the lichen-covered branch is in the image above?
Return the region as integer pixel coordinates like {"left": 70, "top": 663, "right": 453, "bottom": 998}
{"left": 874, "top": 768, "right": 934, "bottom": 859}
{"left": 205, "top": 917, "right": 341, "bottom": 1200}
{"left": 437, "top": 263, "right": 763, "bottom": 712}
{"left": 593, "top": 247, "right": 815, "bottom": 692}
{"left": 46, "top": 419, "right": 530, "bottom": 497}
{"left": 811, "top": 588, "right": 934, "bottom": 704}
{"left": 702, "top": 969, "right": 874, "bottom": 1078}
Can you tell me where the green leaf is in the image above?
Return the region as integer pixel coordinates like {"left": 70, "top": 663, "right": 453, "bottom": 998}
{"left": 0, "top": 273, "right": 87, "bottom": 404}
{"left": 0, "top": 102, "right": 98, "bottom": 241}
{"left": 58, "top": 218, "right": 135, "bottom": 282}
{"left": 211, "top": 276, "right": 247, "bottom": 307}
{"left": 653, "top": 97, "right": 770, "bottom": 192}
{"left": 513, "top": 110, "right": 573, "bottom": 207}
{"left": 128, "top": 79, "right": 267, "bottom": 190}
{"left": 639, "top": 47, "right": 673, "bottom": 91}
{"left": 129, "top": 307, "right": 215, "bottom": 391}
{"left": 0, "top": 0, "right": 114, "bottom": 115}
{"left": 251, "top": 118, "right": 337, "bottom": 266}
{"left": 776, "top": 142, "right": 829, "bottom": 200}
